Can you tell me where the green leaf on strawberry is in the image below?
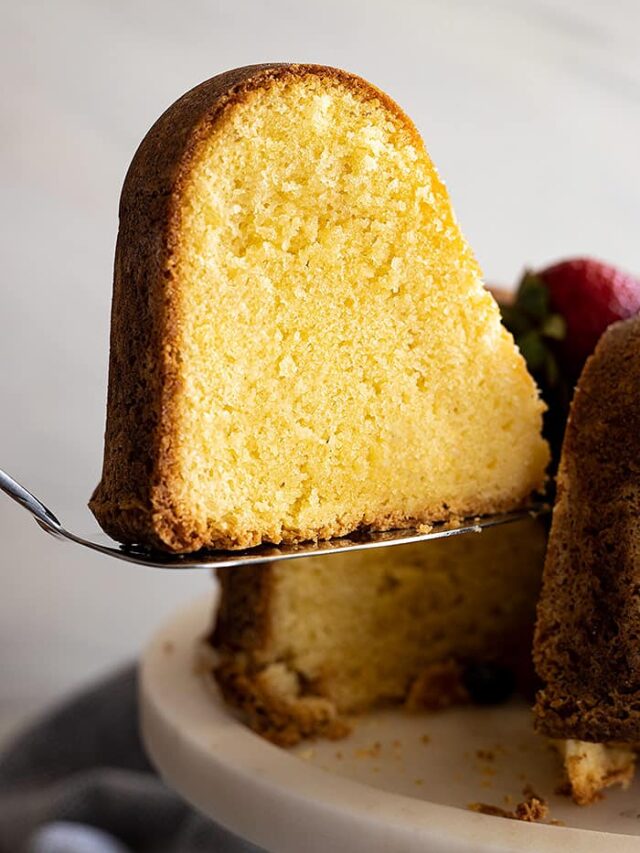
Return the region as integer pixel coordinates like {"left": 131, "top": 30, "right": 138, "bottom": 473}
{"left": 499, "top": 258, "right": 640, "bottom": 464}
{"left": 499, "top": 272, "right": 567, "bottom": 394}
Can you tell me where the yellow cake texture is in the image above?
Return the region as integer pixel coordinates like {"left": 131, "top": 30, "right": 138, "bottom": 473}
{"left": 210, "top": 517, "right": 547, "bottom": 744}
{"left": 555, "top": 740, "right": 636, "bottom": 806}
{"left": 90, "top": 63, "right": 548, "bottom": 552}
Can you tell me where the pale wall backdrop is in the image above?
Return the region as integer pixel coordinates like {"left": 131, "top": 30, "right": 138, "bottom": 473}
{"left": 2, "top": 0, "right": 639, "bottom": 740}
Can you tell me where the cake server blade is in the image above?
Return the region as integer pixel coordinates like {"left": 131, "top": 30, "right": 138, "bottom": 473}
{"left": 0, "top": 467, "right": 549, "bottom": 570}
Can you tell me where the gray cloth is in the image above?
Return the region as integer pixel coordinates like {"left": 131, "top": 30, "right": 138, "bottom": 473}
{"left": 0, "top": 667, "right": 263, "bottom": 853}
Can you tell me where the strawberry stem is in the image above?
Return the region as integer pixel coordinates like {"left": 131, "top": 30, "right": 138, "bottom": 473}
{"left": 498, "top": 270, "right": 571, "bottom": 465}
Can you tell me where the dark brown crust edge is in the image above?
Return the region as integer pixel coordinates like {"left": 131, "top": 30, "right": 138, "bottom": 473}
{"left": 208, "top": 563, "right": 350, "bottom": 745}
{"left": 89, "top": 62, "right": 427, "bottom": 552}
{"left": 211, "top": 658, "right": 351, "bottom": 747}
{"left": 533, "top": 315, "right": 640, "bottom": 742}
{"left": 211, "top": 563, "right": 274, "bottom": 652}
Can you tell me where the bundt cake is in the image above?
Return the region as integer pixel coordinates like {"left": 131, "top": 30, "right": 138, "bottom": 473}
{"left": 90, "top": 63, "right": 548, "bottom": 553}
{"left": 534, "top": 314, "right": 640, "bottom": 803}
{"left": 210, "top": 516, "right": 547, "bottom": 744}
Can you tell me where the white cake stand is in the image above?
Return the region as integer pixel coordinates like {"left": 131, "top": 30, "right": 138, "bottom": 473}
{"left": 140, "top": 594, "right": 640, "bottom": 853}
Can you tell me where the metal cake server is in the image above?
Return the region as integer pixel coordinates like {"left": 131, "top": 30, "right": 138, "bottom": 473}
{"left": 0, "top": 467, "right": 549, "bottom": 570}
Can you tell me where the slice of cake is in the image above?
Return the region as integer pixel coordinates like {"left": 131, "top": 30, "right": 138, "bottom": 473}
{"left": 90, "top": 63, "right": 548, "bottom": 553}
{"left": 210, "top": 516, "right": 547, "bottom": 744}
{"left": 534, "top": 315, "right": 640, "bottom": 803}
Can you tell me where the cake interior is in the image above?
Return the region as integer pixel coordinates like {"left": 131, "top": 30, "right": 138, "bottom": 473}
{"left": 213, "top": 517, "right": 547, "bottom": 735}
{"left": 165, "top": 72, "right": 547, "bottom": 546}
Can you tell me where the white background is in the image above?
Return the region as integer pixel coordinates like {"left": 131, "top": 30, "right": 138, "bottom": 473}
{"left": 1, "top": 0, "right": 639, "bottom": 741}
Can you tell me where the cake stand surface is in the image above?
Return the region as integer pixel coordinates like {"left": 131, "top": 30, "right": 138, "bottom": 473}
{"left": 140, "top": 595, "right": 640, "bottom": 853}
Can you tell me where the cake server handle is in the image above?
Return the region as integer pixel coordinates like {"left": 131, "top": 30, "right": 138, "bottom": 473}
{"left": 0, "top": 468, "right": 65, "bottom": 538}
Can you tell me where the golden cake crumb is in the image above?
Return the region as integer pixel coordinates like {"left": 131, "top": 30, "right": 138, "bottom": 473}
{"left": 554, "top": 740, "right": 636, "bottom": 805}
{"left": 469, "top": 790, "right": 550, "bottom": 824}
{"left": 91, "top": 63, "right": 548, "bottom": 554}
{"left": 405, "top": 660, "right": 469, "bottom": 712}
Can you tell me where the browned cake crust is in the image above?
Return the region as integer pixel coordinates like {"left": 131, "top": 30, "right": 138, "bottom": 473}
{"left": 211, "top": 563, "right": 274, "bottom": 652}
{"left": 211, "top": 657, "right": 352, "bottom": 747}
{"left": 209, "top": 563, "right": 350, "bottom": 744}
{"left": 534, "top": 315, "right": 640, "bottom": 742}
{"left": 90, "top": 63, "right": 547, "bottom": 553}
{"left": 88, "top": 63, "right": 440, "bottom": 552}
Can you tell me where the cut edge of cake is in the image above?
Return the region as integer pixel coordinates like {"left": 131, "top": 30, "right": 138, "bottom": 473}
{"left": 199, "top": 642, "right": 351, "bottom": 746}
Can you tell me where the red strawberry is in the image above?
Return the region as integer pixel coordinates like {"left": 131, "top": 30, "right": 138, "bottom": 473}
{"left": 498, "top": 257, "right": 640, "bottom": 463}
{"left": 539, "top": 258, "right": 640, "bottom": 377}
